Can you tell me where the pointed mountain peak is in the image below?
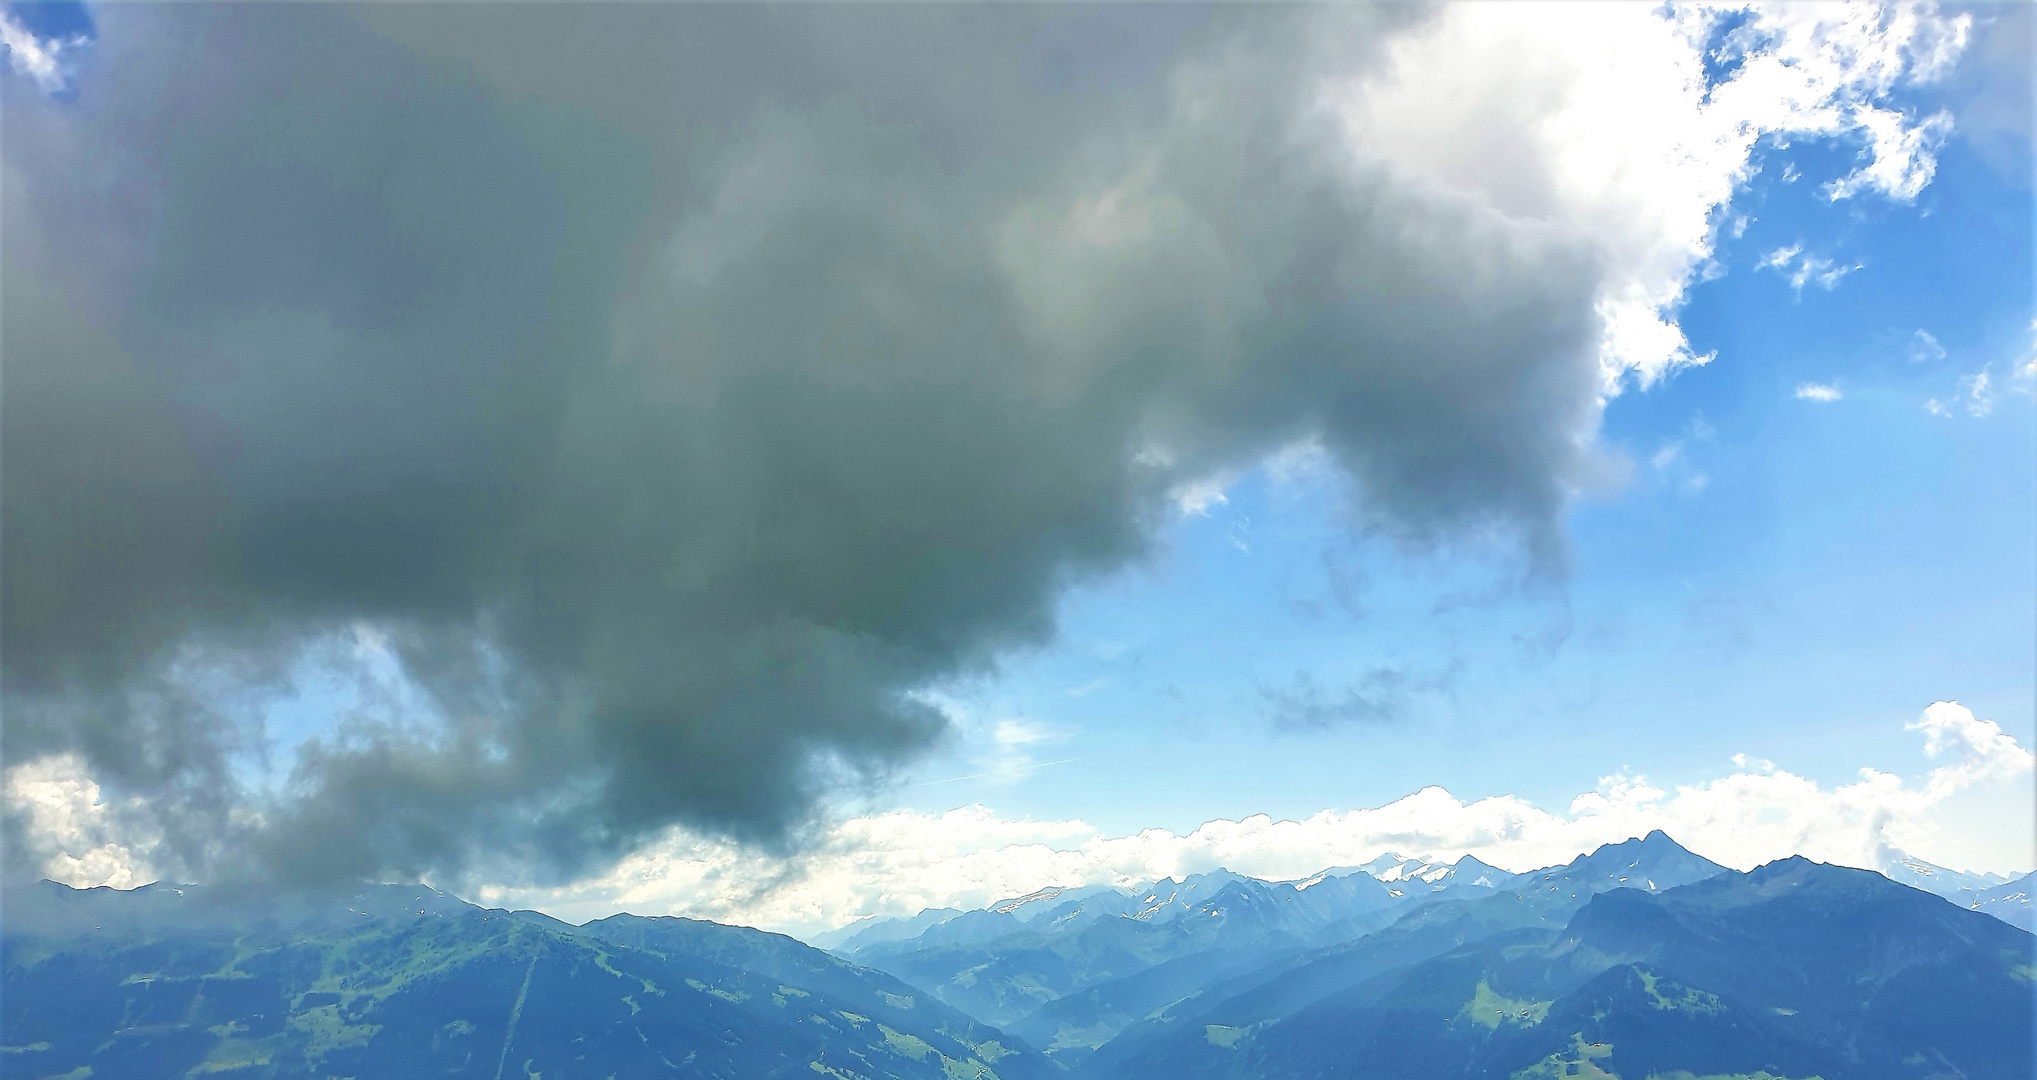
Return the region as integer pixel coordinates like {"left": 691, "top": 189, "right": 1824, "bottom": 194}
{"left": 1450, "top": 854, "right": 1513, "bottom": 887}
{"left": 1186, "top": 867, "right": 1247, "bottom": 885}
{"left": 1528, "top": 832, "right": 1723, "bottom": 894}
{"left": 1581, "top": 830, "right": 1700, "bottom": 862}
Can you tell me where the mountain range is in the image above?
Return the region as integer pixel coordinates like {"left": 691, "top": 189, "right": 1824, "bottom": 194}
{"left": 4, "top": 834, "right": 2029, "bottom": 1079}
{"left": 0, "top": 879, "right": 1049, "bottom": 1080}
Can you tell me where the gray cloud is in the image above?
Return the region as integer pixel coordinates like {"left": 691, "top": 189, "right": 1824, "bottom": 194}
{"left": 1261, "top": 663, "right": 1463, "bottom": 732}
{"left": 3, "top": 4, "right": 1610, "bottom": 887}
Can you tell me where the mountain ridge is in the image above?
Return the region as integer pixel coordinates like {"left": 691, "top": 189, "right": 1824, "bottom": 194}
{"left": 1076, "top": 852, "right": 2033, "bottom": 1080}
{"left": 1, "top": 878, "right": 1054, "bottom": 1080}
{"left": 7, "top": 834, "right": 2029, "bottom": 1079}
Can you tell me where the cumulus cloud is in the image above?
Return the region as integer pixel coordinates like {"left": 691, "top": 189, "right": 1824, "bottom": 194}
{"left": 1, "top": 3, "right": 1972, "bottom": 888}
{"left": 1909, "top": 699, "right": 2034, "bottom": 795}
{"left": 1795, "top": 382, "right": 1844, "bottom": 402}
{"left": 4, "top": 755, "right": 160, "bottom": 891}
{"left": 1328, "top": 1, "right": 1965, "bottom": 387}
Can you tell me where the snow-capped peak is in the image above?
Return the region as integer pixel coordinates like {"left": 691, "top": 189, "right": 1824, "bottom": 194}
{"left": 990, "top": 886, "right": 1067, "bottom": 915}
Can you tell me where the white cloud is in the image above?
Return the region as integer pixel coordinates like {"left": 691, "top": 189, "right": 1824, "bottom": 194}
{"left": 1716, "top": 2, "right": 1968, "bottom": 202}
{"left": 1169, "top": 476, "right": 1231, "bottom": 517}
{"left": 1823, "top": 106, "right": 1955, "bottom": 202}
{"left": 895, "top": 695, "right": 1074, "bottom": 791}
{"left": 1758, "top": 243, "right": 1802, "bottom": 269}
{"left": 1909, "top": 699, "right": 2034, "bottom": 796}
{"left": 1330, "top": 1, "right": 1967, "bottom": 390}
{"left": 1795, "top": 382, "right": 1844, "bottom": 402}
{"left": 4, "top": 755, "right": 159, "bottom": 890}
{"left": 0, "top": 10, "right": 87, "bottom": 95}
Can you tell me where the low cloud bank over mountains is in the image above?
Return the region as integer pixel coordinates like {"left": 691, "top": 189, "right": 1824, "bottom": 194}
{"left": 11, "top": 703, "right": 2028, "bottom": 941}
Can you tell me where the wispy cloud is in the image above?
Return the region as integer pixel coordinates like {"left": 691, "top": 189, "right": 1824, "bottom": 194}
{"left": 1649, "top": 431, "right": 1710, "bottom": 494}
{"left": 1823, "top": 109, "right": 1956, "bottom": 203}
{"left": 1907, "top": 329, "right": 1946, "bottom": 364}
{"left": 1759, "top": 244, "right": 1860, "bottom": 294}
{"left": 1925, "top": 324, "right": 2037, "bottom": 418}
{"left": 1794, "top": 382, "right": 1843, "bottom": 403}
{"left": 1927, "top": 370, "right": 1995, "bottom": 418}
{"left": 1261, "top": 664, "right": 1458, "bottom": 731}
{"left": 1064, "top": 678, "right": 1110, "bottom": 699}
{"left": 977, "top": 717, "right": 1073, "bottom": 786}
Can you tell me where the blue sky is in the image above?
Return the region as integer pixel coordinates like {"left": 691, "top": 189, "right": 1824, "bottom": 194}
{"left": 2, "top": 2, "right": 2030, "bottom": 928}
{"left": 0, "top": 0, "right": 92, "bottom": 96}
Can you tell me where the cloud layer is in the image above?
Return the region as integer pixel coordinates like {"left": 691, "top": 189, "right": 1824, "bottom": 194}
{"left": 1, "top": 3, "right": 1971, "bottom": 887}
{"left": 506, "top": 701, "right": 2035, "bottom": 935}
{"left": 11, "top": 702, "right": 2024, "bottom": 939}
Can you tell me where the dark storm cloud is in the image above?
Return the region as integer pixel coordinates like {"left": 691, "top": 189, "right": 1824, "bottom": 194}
{"left": 3, "top": 3, "right": 1605, "bottom": 886}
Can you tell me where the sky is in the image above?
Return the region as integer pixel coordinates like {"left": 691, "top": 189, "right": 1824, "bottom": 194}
{"left": 2, "top": 2, "right": 2031, "bottom": 940}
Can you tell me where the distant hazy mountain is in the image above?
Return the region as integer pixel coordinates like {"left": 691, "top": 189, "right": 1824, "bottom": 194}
{"left": 1293, "top": 852, "right": 1516, "bottom": 897}
{"left": 1952, "top": 871, "right": 2035, "bottom": 933}
{"left": 1080, "top": 850, "right": 2032, "bottom": 1080}
{"left": 822, "top": 831, "right": 2033, "bottom": 1078}
{"left": 831, "top": 849, "right": 1608, "bottom": 1065}
{"left": 1503, "top": 828, "right": 1729, "bottom": 899}
{"left": 0, "top": 880, "right": 1051, "bottom": 1080}
{"left": 815, "top": 906, "right": 969, "bottom": 952}
{"left": 1075, "top": 831, "right": 1731, "bottom": 1076}
{"left": 1881, "top": 853, "right": 2012, "bottom": 898}
{"left": 834, "top": 853, "right": 1517, "bottom": 961}
{"left": 10, "top": 835, "right": 2027, "bottom": 1080}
